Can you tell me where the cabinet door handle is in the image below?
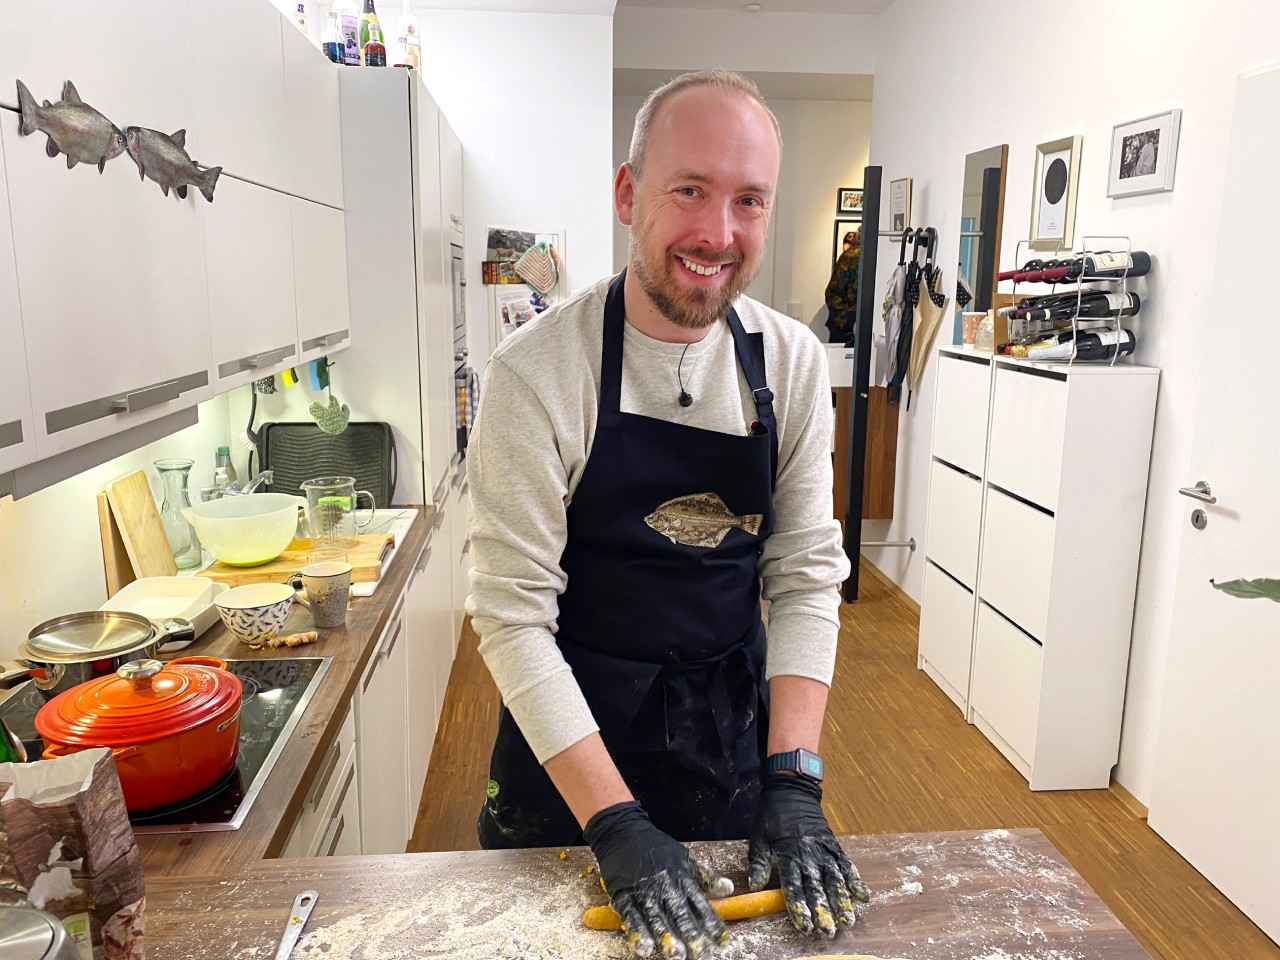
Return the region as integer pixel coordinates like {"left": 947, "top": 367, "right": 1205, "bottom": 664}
{"left": 1177, "top": 480, "right": 1217, "bottom": 504}
{"left": 112, "top": 379, "right": 182, "bottom": 413}
{"left": 247, "top": 347, "right": 288, "bottom": 369}
{"left": 416, "top": 544, "right": 431, "bottom": 574}
{"left": 305, "top": 737, "right": 342, "bottom": 812}
{"left": 450, "top": 213, "right": 462, "bottom": 226}
{"left": 323, "top": 816, "right": 345, "bottom": 857}
{"left": 381, "top": 616, "right": 403, "bottom": 660}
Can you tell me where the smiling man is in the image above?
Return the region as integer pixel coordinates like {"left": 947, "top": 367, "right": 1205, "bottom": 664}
{"left": 465, "top": 70, "right": 866, "bottom": 959}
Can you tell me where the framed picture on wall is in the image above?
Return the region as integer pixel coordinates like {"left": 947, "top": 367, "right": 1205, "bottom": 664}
{"left": 1029, "top": 135, "right": 1082, "bottom": 250}
{"left": 889, "top": 177, "right": 912, "bottom": 233}
{"left": 832, "top": 218, "right": 862, "bottom": 271}
{"left": 836, "top": 187, "right": 864, "bottom": 214}
{"left": 1108, "top": 109, "right": 1181, "bottom": 198}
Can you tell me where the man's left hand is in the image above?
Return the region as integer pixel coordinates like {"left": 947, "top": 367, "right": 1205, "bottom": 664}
{"left": 746, "top": 772, "right": 871, "bottom": 937}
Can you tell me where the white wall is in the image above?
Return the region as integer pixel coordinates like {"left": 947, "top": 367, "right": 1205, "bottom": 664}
{"left": 414, "top": 9, "right": 616, "bottom": 365}
{"left": 0, "top": 395, "right": 233, "bottom": 659}
{"left": 866, "top": 0, "right": 1280, "bottom": 804}
{"left": 614, "top": 7, "right": 878, "bottom": 75}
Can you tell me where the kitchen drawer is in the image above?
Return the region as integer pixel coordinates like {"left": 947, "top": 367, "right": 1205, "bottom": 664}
{"left": 932, "top": 353, "right": 991, "bottom": 477}
{"left": 924, "top": 460, "right": 982, "bottom": 589}
{"left": 279, "top": 704, "right": 356, "bottom": 858}
{"left": 978, "top": 487, "right": 1055, "bottom": 643}
{"left": 971, "top": 601, "right": 1043, "bottom": 770}
{"left": 918, "top": 561, "right": 976, "bottom": 711}
{"left": 988, "top": 365, "right": 1067, "bottom": 511}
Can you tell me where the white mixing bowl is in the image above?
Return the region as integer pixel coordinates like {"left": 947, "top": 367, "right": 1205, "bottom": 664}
{"left": 183, "top": 494, "right": 303, "bottom": 567}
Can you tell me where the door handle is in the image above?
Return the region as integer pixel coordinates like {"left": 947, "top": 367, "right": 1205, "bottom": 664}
{"left": 112, "top": 379, "right": 182, "bottom": 413}
{"left": 1178, "top": 481, "right": 1217, "bottom": 505}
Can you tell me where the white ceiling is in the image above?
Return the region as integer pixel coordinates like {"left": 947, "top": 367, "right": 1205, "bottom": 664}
{"left": 614, "top": 67, "right": 873, "bottom": 101}
{"left": 615, "top": 0, "right": 894, "bottom": 14}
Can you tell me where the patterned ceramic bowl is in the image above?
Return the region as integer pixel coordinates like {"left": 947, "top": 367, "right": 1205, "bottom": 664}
{"left": 214, "top": 583, "right": 294, "bottom": 645}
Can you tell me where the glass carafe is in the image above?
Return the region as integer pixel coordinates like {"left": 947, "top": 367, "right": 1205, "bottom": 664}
{"left": 301, "top": 476, "right": 376, "bottom": 548}
{"left": 154, "top": 458, "right": 203, "bottom": 570}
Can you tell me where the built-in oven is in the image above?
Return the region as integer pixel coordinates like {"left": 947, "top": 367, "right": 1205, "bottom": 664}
{"left": 451, "top": 243, "right": 471, "bottom": 458}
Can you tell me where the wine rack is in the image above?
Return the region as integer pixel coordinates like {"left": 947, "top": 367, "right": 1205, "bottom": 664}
{"left": 1006, "top": 234, "right": 1139, "bottom": 366}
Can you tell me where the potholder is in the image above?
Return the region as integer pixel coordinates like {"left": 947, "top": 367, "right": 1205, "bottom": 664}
{"left": 513, "top": 241, "right": 558, "bottom": 294}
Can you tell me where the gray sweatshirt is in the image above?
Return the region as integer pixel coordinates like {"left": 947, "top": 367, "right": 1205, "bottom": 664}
{"left": 465, "top": 277, "right": 850, "bottom": 763}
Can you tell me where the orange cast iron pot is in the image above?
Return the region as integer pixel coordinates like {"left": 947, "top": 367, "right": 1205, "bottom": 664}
{"left": 35, "top": 656, "right": 242, "bottom": 812}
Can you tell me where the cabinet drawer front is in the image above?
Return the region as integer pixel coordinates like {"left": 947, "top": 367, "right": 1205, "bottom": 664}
{"left": 972, "top": 602, "right": 1043, "bottom": 767}
{"left": 919, "top": 562, "right": 976, "bottom": 707}
{"left": 925, "top": 460, "right": 982, "bottom": 588}
{"left": 932, "top": 354, "right": 991, "bottom": 477}
{"left": 988, "top": 366, "right": 1067, "bottom": 511}
{"left": 979, "top": 488, "right": 1055, "bottom": 642}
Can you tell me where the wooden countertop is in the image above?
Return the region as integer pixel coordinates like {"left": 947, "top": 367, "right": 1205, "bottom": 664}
{"left": 143, "top": 828, "right": 1153, "bottom": 959}
{"left": 135, "top": 507, "right": 434, "bottom": 878}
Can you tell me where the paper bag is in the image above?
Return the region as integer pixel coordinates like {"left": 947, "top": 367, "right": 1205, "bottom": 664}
{"left": 0, "top": 748, "right": 146, "bottom": 959}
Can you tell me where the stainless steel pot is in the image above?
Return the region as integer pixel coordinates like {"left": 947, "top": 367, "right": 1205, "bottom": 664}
{"left": 17, "top": 611, "right": 195, "bottom": 701}
{"left": 0, "top": 904, "right": 82, "bottom": 960}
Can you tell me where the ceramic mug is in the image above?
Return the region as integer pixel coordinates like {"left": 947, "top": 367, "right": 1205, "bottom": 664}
{"left": 962, "top": 312, "right": 985, "bottom": 346}
{"left": 291, "top": 561, "right": 353, "bottom": 629}
{"left": 214, "top": 583, "right": 295, "bottom": 645}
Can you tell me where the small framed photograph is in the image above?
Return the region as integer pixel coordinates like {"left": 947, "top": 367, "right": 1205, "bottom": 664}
{"left": 1108, "top": 109, "right": 1181, "bottom": 198}
{"left": 889, "top": 177, "right": 912, "bottom": 233}
{"left": 832, "top": 218, "right": 862, "bottom": 271}
{"left": 836, "top": 187, "right": 863, "bottom": 215}
{"left": 1029, "top": 135, "right": 1083, "bottom": 251}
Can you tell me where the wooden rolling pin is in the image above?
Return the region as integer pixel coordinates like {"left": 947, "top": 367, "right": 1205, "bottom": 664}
{"left": 582, "top": 889, "right": 786, "bottom": 930}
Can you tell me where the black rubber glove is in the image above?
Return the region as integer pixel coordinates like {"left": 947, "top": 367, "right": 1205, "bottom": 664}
{"left": 746, "top": 772, "right": 872, "bottom": 937}
{"left": 584, "top": 801, "right": 733, "bottom": 960}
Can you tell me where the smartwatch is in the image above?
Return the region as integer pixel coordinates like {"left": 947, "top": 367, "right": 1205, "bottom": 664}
{"left": 764, "top": 748, "right": 824, "bottom": 783}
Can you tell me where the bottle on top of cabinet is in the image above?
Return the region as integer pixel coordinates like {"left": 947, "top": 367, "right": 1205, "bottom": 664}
{"left": 358, "top": 0, "right": 381, "bottom": 65}
{"left": 364, "top": 19, "right": 387, "bottom": 66}
{"left": 394, "top": 0, "right": 421, "bottom": 69}
{"left": 321, "top": 11, "right": 344, "bottom": 63}
{"left": 333, "top": 0, "right": 361, "bottom": 65}
{"left": 291, "top": 1, "right": 309, "bottom": 35}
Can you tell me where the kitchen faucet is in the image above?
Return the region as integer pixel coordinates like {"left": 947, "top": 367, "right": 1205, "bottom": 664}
{"left": 222, "top": 469, "right": 274, "bottom": 496}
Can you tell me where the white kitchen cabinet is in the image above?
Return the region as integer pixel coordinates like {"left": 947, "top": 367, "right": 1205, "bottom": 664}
{"left": 355, "top": 595, "right": 410, "bottom": 855}
{"left": 280, "top": 705, "right": 359, "bottom": 858}
{"left": 452, "top": 470, "right": 472, "bottom": 653}
{"left": 334, "top": 68, "right": 458, "bottom": 508}
{"left": 918, "top": 347, "right": 1159, "bottom": 790}
{"left": 292, "top": 198, "right": 351, "bottom": 365}
{"left": 429, "top": 497, "right": 457, "bottom": 713}
{"left": 280, "top": 16, "right": 344, "bottom": 208}
{"left": 0, "top": 125, "right": 212, "bottom": 460}
{"left": 440, "top": 115, "right": 464, "bottom": 238}
{"left": 404, "top": 540, "right": 439, "bottom": 818}
{"left": 0, "top": 131, "right": 35, "bottom": 474}
{"left": 205, "top": 176, "right": 299, "bottom": 392}
{"left": 187, "top": 0, "right": 290, "bottom": 194}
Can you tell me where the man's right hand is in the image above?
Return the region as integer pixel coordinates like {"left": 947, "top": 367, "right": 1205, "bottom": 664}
{"left": 584, "top": 801, "right": 733, "bottom": 959}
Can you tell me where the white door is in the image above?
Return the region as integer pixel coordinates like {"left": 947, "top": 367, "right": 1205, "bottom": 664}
{"left": 1148, "top": 63, "right": 1280, "bottom": 944}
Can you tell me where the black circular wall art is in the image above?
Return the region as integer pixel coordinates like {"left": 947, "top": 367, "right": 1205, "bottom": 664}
{"left": 1044, "top": 158, "right": 1069, "bottom": 204}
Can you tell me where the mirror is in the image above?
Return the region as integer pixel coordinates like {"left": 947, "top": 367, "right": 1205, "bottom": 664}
{"left": 954, "top": 144, "right": 1008, "bottom": 341}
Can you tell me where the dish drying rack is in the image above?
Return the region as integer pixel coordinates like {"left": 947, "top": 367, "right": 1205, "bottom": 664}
{"left": 1006, "top": 234, "right": 1138, "bottom": 367}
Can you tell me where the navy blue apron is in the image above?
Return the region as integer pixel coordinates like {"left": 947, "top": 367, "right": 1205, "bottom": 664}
{"left": 478, "top": 270, "right": 779, "bottom": 849}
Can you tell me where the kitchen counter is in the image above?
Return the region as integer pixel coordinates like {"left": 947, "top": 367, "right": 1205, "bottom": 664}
{"left": 135, "top": 506, "right": 434, "bottom": 878}
{"left": 143, "top": 828, "right": 1153, "bottom": 959}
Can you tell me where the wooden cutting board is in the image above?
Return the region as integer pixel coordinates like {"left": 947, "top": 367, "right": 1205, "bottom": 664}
{"left": 201, "top": 533, "right": 395, "bottom": 587}
{"left": 104, "top": 470, "right": 178, "bottom": 579}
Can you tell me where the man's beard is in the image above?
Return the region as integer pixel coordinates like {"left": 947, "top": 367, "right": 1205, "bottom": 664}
{"left": 629, "top": 233, "right": 760, "bottom": 330}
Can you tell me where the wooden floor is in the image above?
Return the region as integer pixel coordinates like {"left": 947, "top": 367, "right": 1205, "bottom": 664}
{"left": 411, "top": 560, "right": 1280, "bottom": 960}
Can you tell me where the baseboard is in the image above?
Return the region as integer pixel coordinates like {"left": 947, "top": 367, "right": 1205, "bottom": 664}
{"left": 859, "top": 556, "right": 920, "bottom": 616}
{"left": 1108, "top": 777, "right": 1149, "bottom": 819}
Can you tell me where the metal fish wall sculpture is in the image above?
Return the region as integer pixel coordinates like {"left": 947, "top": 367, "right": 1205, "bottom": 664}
{"left": 15, "top": 79, "right": 125, "bottom": 172}
{"left": 125, "top": 126, "right": 221, "bottom": 202}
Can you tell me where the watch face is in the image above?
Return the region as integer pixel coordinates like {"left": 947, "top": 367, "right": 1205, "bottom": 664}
{"left": 803, "top": 753, "right": 824, "bottom": 777}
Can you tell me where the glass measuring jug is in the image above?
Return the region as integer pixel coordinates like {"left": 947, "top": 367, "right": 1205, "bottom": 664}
{"left": 300, "top": 476, "right": 376, "bottom": 548}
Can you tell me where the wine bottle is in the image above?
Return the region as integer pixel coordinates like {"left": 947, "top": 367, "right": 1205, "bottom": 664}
{"left": 1035, "top": 251, "right": 1152, "bottom": 283}
{"left": 998, "top": 258, "right": 1046, "bottom": 282}
{"left": 1012, "top": 328, "right": 1136, "bottom": 361}
{"left": 364, "top": 19, "right": 387, "bottom": 66}
{"left": 1018, "top": 291, "right": 1141, "bottom": 322}
{"left": 359, "top": 0, "right": 380, "bottom": 65}
{"left": 322, "top": 11, "right": 344, "bottom": 64}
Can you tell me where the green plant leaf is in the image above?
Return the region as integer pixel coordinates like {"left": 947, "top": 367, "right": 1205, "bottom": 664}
{"left": 1210, "top": 578, "right": 1280, "bottom": 602}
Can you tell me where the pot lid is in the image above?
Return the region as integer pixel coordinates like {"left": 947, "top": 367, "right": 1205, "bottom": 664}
{"left": 21, "top": 611, "right": 158, "bottom": 663}
{"left": 35, "top": 658, "right": 242, "bottom": 746}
